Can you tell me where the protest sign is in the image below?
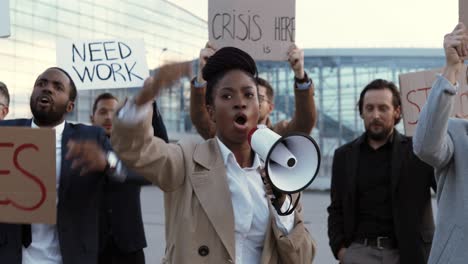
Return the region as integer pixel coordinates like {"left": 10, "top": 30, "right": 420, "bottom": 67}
{"left": 57, "top": 39, "right": 149, "bottom": 90}
{"left": 399, "top": 65, "right": 468, "bottom": 136}
{"left": 0, "top": 0, "right": 10, "bottom": 38}
{"left": 0, "top": 127, "right": 56, "bottom": 224}
{"left": 209, "top": 0, "right": 295, "bottom": 61}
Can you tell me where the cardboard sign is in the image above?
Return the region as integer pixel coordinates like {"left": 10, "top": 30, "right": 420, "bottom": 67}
{"left": 0, "top": 0, "right": 10, "bottom": 38}
{"left": 56, "top": 39, "right": 149, "bottom": 90}
{"left": 0, "top": 127, "right": 56, "bottom": 224}
{"left": 399, "top": 65, "right": 468, "bottom": 136}
{"left": 209, "top": 0, "right": 295, "bottom": 61}
{"left": 461, "top": 0, "right": 468, "bottom": 27}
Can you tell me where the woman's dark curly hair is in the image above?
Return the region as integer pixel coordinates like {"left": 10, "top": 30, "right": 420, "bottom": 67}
{"left": 202, "top": 47, "right": 258, "bottom": 106}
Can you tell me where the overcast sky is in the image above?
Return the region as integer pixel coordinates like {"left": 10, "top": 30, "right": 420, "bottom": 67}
{"left": 169, "top": 0, "right": 459, "bottom": 49}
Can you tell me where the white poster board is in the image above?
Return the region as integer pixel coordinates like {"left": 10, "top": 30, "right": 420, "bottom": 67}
{"left": 0, "top": 0, "right": 10, "bottom": 38}
{"left": 56, "top": 39, "right": 149, "bottom": 90}
{"left": 0, "top": 127, "right": 56, "bottom": 224}
{"left": 209, "top": 0, "right": 296, "bottom": 61}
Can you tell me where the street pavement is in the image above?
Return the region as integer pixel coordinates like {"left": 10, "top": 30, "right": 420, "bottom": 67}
{"left": 141, "top": 186, "right": 437, "bottom": 264}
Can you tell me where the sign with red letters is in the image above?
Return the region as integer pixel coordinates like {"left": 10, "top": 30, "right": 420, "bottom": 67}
{"left": 399, "top": 65, "right": 468, "bottom": 136}
{"left": 0, "top": 127, "right": 56, "bottom": 224}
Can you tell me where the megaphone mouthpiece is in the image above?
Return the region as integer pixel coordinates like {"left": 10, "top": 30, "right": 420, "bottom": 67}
{"left": 248, "top": 127, "right": 258, "bottom": 146}
{"left": 269, "top": 141, "right": 297, "bottom": 169}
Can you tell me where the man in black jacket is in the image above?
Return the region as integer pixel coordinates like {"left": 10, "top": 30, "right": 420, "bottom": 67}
{"left": 91, "top": 92, "right": 168, "bottom": 264}
{"left": 327, "top": 79, "right": 436, "bottom": 264}
{"left": 0, "top": 67, "right": 116, "bottom": 264}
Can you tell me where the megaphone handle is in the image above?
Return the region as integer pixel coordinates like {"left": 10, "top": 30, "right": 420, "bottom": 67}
{"left": 272, "top": 193, "right": 301, "bottom": 216}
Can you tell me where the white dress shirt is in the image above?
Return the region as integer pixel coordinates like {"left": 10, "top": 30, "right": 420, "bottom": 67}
{"left": 118, "top": 100, "right": 295, "bottom": 264}
{"left": 22, "top": 120, "right": 65, "bottom": 264}
{"left": 216, "top": 138, "right": 294, "bottom": 264}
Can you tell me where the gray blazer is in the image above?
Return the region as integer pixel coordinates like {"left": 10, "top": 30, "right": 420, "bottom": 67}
{"left": 413, "top": 75, "right": 468, "bottom": 264}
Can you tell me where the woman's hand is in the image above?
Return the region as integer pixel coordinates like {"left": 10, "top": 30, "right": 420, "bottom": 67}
{"left": 135, "top": 61, "right": 192, "bottom": 106}
{"left": 259, "top": 167, "right": 286, "bottom": 206}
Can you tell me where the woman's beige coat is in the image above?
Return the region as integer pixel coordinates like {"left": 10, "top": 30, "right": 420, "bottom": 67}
{"left": 111, "top": 114, "right": 316, "bottom": 264}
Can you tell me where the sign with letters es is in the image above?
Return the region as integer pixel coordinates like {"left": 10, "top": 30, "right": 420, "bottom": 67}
{"left": 399, "top": 65, "right": 468, "bottom": 136}
{"left": 0, "top": 0, "right": 11, "bottom": 38}
{"left": 0, "top": 127, "right": 56, "bottom": 224}
{"left": 209, "top": 0, "right": 295, "bottom": 61}
{"left": 56, "top": 39, "right": 149, "bottom": 90}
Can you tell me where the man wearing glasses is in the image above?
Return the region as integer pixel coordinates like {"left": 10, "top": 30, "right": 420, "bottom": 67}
{"left": 0, "top": 81, "right": 9, "bottom": 120}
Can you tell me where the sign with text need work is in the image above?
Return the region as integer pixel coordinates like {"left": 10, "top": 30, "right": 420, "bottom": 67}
{"left": 209, "top": 0, "right": 295, "bottom": 61}
{"left": 399, "top": 65, "right": 468, "bottom": 136}
{"left": 0, "top": 0, "right": 11, "bottom": 38}
{"left": 57, "top": 39, "right": 149, "bottom": 90}
{"left": 0, "top": 127, "right": 56, "bottom": 224}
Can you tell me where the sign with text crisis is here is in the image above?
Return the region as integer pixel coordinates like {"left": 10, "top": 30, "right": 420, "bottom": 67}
{"left": 57, "top": 39, "right": 149, "bottom": 90}
{"left": 209, "top": 0, "right": 295, "bottom": 61}
{"left": 0, "top": 127, "right": 56, "bottom": 224}
{"left": 0, "top": 0, "right": 11, "bottom": 38}
{"left": 399, "top": 65, "right": 468, "bottom": 136}
{"left": 461, "top": 0, "right": 468, "bottom": 27}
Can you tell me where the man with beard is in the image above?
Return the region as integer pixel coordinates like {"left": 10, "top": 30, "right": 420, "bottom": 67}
{"left": 90, "top": 92, "right": 168, "bottom": 264}
{"left": 327, "top": 79, "right": 436, "bottom": 264}
{"left": 0, "top": 81, "right": 10, "bottom": 120}
{"left": 0, "top": 67, "right": 117, "bottom": 264}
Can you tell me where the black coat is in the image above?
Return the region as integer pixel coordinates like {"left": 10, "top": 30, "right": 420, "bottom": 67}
{"left": 0, "top": 119, "right": 111, "bottom": 264}
{"left": 327, "top": 131, "right": 436, "bottom": 264}
{"left": 99, "top": 100, "right": 168, "bottom": 253}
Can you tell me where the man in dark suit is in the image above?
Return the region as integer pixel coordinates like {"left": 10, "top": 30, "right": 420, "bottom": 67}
{"left": 90, "top": 92, "right": 168, "bottom": 264}
{"left": 0, "top": 67, "right": 117, "bottom": 264}
{"left": 327, "top": 79, "right": 436, "bottom": 264}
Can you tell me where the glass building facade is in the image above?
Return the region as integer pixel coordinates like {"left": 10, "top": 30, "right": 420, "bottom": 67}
{"left": 0, "top": 0, "right": 206, "bottom": 120}
{"left": 256, "top": 48, "right": 445, "bottom": 188}
{"left": 0, "top": 1, "right": 446, "bottom": 188}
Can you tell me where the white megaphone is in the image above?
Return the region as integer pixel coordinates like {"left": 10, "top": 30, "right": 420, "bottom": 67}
{"left": 248, "top": 125, "right": 321, "bottom": 194}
